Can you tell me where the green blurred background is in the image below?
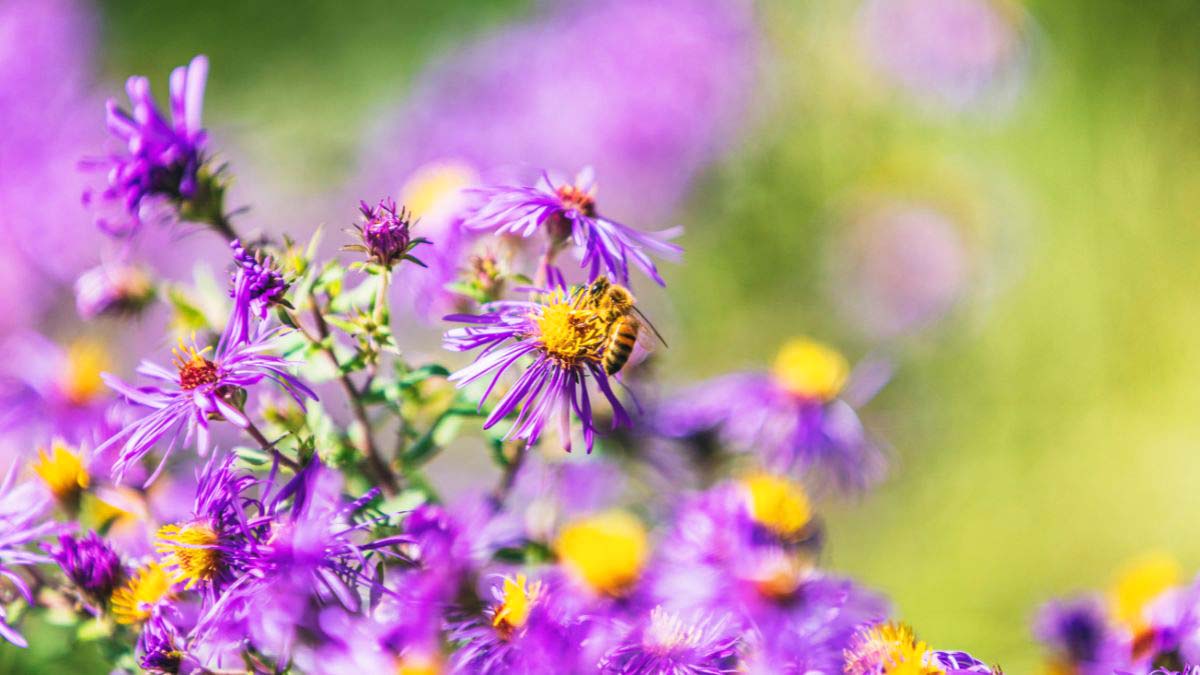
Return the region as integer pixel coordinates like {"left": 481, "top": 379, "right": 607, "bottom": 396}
{"left": 9, "top": 0, "right": 1200, "bottom": 672}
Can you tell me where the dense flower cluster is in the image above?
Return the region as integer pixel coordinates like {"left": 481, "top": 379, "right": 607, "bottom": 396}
{"left": 0, "top": 2, "right": 1121, "bottom": 670}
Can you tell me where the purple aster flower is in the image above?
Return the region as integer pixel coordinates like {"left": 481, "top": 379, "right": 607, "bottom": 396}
{"left": 138, "top": 614, "right": 190, "bottom": 674}
{"left": 191, "top": 457, "right": 406, "bottom": 665}
{"left": 1033, "top": 596, "right": 1132, "bottom": 674}
{"left": 443, "top": 283, "right": 635, "bottom": 452}
{"left": 74, "top": 261, "right": 156, "bottom": 319}
{"left": 96, "top": 304, "right": 315, "bottom": 485}
{"left": 345, "top": 197, "right": 430, "bottom": 269}
{"left": 0, "top": 465, "right": 69, "bottom": 647}
{"left": 464, "top": 167, "right": 681, "bottom": 286}
{"left": 48, "top": 530, "right": 123, "bottom": 608}
{"left": 228, "top": 239, "right": 289, "bottom": 319}
{"left": 448, "top": 572, "right": 590, "bottom": 674}
{"left": 82, "top": 54, "right": 212, "bottom": 237}
{"left": 153, "top": 453, "right": 259, "bottom": 601}
{"left": 599, "top": 605, "right": 739, "bottom": 674}
{"left": 654, "top": 338, "right": 889, "bottom": 492}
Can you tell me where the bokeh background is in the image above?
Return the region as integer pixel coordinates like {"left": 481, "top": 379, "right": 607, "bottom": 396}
{"left": 4, "top": 0, "right": 1200, "bottom": 671}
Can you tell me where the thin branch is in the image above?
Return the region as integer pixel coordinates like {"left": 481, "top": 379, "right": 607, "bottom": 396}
{"left": 304, "top": 300, "right": 399, "bottom": 495}
{"left": 244, "top": 420, "right": 300, "bottom": 472}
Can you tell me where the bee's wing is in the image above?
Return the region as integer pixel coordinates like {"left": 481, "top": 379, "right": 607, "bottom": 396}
{"left": 631, "top": 307, "right": 668, "bottom": 349}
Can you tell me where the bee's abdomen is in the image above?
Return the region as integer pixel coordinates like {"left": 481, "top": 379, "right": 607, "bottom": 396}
{"left": 603, "top": 317, "right": 640, "bottom": 375}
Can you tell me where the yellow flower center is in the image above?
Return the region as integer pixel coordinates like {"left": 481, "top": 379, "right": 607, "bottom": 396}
{"left": 111, "top": 563, "right": 173, "bottom": 625}
{"left": 399, "top": 161, "right": 477, "bottom": 220}
{"left": 532, "top": 293, "right": 609, "bottom": 368}
{"left": 32, "top": 441, "right": 89, "bottom": 505}
{"left": 172, "top": 338, "right": 218, "bottom": 391}
{"left": 845, "top": 622, "right": 940, "bottom": 675}
{"left": 771, "top": 337, "right": 849, "bottom": 401}
{"left": 491, "top": 574, "right": 542, "bottom": 639}
{"left": 59, "top": 339, "right": 110, "bottom": 405}
{"left": 741, "top": 473, "right": 812, "bottom": 538}
{"left": 156, "top": 522, "right": 222, "bottom": 589}
{"left": 1109, "top": 551, "right": 1181, "bottom": 633}
{"left": 554, "top": 510, "right": 648, "bottom": 596}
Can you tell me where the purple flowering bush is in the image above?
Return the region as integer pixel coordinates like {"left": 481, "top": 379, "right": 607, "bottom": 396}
{"left": 0, "top": 51, "right": 1024, "bottom": 674}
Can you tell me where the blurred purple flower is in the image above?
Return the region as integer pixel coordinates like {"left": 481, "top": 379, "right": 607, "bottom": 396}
{"left": 0, "top": 0, "right": 103, "bottom": 327}
{"left": 82, "top": 55, "right": 210, "bottom": 237}
{"left": 1034, "top": 596, "right": 1132, "bottom": 674}
{"left": 449, "top": 572, "right": 590, "bottom": 674}
{"left": 48, "top": 530, "right": 123, "bottom": 608}
{"left": 599, "top": 605, "right": 739, "bottom": 674}
{"left": 654, "top": 339, "right": 889, "bottom": 492}
{"left": 75, "top": 261, "right": 157, "bottom": 320}
{"left": 830, "top": 202, "right": 971, "bottom": 338}
{"left": 857, "top": 0, "right": 1030, "bottom": 112}
{"left": 0, "top": 466, "right": 69, "bottom": 646}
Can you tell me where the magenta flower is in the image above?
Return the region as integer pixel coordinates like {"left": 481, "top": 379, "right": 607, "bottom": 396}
{"left": 464, "top": 168, "right": 681, "bottom": 286}
{"left": 82, "top": 55, "right": 210, "bottom": 237}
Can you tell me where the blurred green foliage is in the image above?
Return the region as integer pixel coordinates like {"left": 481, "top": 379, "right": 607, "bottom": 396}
{"left": 11, "top": 0, "right": 1200, "bottom": 672}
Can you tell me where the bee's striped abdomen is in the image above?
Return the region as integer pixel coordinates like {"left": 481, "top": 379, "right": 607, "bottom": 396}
{"left": 604, "top": 316, "right": 640, "bottom": 375}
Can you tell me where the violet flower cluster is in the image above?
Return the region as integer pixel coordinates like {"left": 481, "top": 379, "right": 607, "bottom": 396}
{"left": 0, "top": 37, "right": 1029, "bottom": 675}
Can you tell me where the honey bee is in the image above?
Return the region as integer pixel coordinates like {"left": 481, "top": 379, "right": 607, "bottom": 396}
{"left": 578, "top": 277, "right": 666, "bottom": 375}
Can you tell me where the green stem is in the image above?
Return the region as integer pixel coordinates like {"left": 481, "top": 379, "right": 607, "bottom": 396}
{"left": 244, "top": 420, "right": 300, "bottom": 472}
{"left": 306, "top": 301, "right": 398, "bottom": 496}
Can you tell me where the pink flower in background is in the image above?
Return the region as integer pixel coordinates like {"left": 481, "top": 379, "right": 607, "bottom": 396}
{"left": 857, "top": 0, "right": 1031, "bottom": 112}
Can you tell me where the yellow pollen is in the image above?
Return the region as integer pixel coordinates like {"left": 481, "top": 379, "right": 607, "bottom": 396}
{"left": 399, "top": 161, "right": 478, "bottom": 220}
{"left": 532, "top": 294, "right": 609, "bottom": 367}
{"left": 554, "top": 510, "right": 648, "bottom": 596}
{"left": 59, "top": 339, "right": 110, "bottom": 405}
{"left": 111, "top": 563, "right": 173, "bottom": 625}
{"left": 491, "top": 574, "right": 542, "bottom": 638}
{"left": 844, "top": 622, "right": 939, "bottom": 675}
{"left": 771, "top": 337, "right": 849, "bottom": 402}
{"left": 1109, "top": 551, "right": 1181, "bottom": 633}
{"left": 741, "top": 473, "right": 812, "bottom": 539}
{"left": 156, "top": 522, "right": 222, "bottom": 589}
{"left": 32, "top": 441, "right": 89, "bottom": 504}
{"left": 172, "top": 337, "right": 218, "bottom": 391}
